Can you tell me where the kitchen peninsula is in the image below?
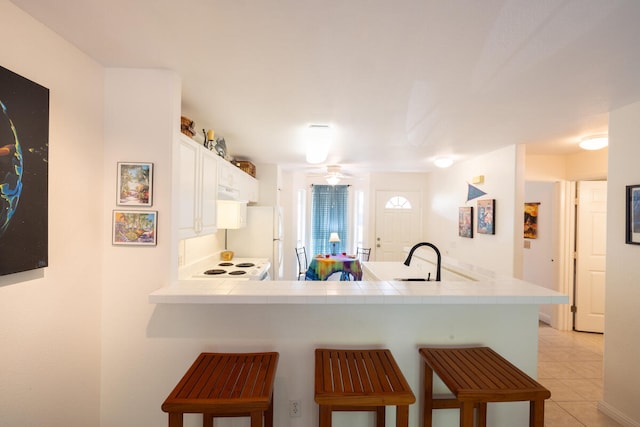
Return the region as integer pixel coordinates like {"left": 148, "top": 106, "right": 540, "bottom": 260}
{"left": 149, "top": 252, "right": 567, "bottom": 427}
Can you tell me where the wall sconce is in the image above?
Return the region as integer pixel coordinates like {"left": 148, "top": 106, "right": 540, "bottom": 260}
{"left": 306, "top": 124, "right": 331, "bottom": 164}
{"left": 329, "top": 232, "right": 340, "bottom": 255}
{"left": 579, "top": 135, "right": 608, "bottom": 150}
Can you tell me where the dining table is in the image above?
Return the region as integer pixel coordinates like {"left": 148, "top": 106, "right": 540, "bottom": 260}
{"left": 305, "top": 254, "right": 363, "bottom": 281}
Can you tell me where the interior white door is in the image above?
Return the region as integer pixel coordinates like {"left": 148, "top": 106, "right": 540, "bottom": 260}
{"left": 575, "top": 180, "right": 607, "bottom": 333}
{"left": 375, "top": 191, "right": 421, "bottom": 261}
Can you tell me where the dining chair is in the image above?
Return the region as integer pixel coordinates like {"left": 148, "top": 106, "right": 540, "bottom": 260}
{"left": 295, "top": 247, "right": 308, "bottom": 280}
{"left": 356, "top": 247, "right": 371, "bottom": 262}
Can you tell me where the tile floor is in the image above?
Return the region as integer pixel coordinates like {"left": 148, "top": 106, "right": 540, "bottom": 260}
{"left": 538, "top": 323, "right": 621, "bottom": 427}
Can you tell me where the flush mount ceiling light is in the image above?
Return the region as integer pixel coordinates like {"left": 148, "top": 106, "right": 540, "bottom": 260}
{"left": 433, "top": 157, "right": 454, "bottom": 168}
{"left": 579, "top": 135, "right": 608, "bottom": 150}
{"left": 306, "top": 124, "right": 332, "bottom": 164}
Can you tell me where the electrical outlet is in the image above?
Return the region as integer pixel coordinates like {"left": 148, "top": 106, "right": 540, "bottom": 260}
{"left": 289, "top": 399, "right": 301, "bottom": 417}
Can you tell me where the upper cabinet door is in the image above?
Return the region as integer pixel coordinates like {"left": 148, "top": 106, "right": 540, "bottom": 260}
{"left": 177, "top": 135, "right": 218, "bottom": 239}
{"left": 178, "top": 136, "right": 200, "bottom": 238}
{"left": 199, "top": 148, "right": 219, "bottom": 235}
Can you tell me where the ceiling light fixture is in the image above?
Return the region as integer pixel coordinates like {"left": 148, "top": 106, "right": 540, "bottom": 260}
{"left": 306, "top": 124, "right": 332, "bottom": 164}
{"left": 326, "top": 174, "right": 340, "bottom": 186}
{"left": 433, "top": 157, "right": 454, "bottom": 168}
{"left": 579, "top": 135, "right": 608, "bottom": 151}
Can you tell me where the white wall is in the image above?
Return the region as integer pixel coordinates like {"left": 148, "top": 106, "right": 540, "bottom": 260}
{"left": 523, "top": 182, "right": 557, "bottom": 324}
{"left": 601, "top": 101, "right": 640, "bottom": 425}
{"left": 426, "top": 145, "right": 524, "bottom": 277}
{"left": 0, "top": 1, "right": 104, "bottom": 425}
{"left": 100, "top": 68, "right": 183, "bottom": 426}
{"left": 525, "top": 149, "right": 607, "bottom": 182}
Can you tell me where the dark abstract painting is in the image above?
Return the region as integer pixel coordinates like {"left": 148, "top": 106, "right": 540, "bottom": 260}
{"left": 0, "top": 65, "right": 49, "bottom": 276}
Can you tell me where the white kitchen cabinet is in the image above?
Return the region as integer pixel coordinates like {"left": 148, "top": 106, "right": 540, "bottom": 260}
{"left": 236, "top": 170, "right": 259, "bottom": 202}
{"left": 178, "top": 135, "right": 218, "bottom": 239}
{"left": 217, "top": 157, "right": 259, "bottom": 203}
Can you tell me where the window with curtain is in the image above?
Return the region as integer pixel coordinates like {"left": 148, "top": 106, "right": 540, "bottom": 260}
{"left": 311, "top": 185, "right": 348, "bottom": 256}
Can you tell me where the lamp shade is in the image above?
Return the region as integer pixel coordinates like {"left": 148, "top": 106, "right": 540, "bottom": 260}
{"left": 329, "top": 232, "right": 340, "bottom": 243}
{"left": 216, "top": 200, "right": 247, "bottom": 229}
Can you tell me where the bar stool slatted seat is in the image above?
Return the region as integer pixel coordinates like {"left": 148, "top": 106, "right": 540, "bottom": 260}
{"left": 419, "top": 346, "right": 550, "bottom": 427}
{"left": 162, "top": 352, "right": 278, "bottom": 427}
{"left": 315, "top": 348, "right": 415, "bottom": 427}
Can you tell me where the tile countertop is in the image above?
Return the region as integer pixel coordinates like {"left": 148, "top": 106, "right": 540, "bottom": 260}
{"left": 148, "top": 271, "right": 569, "bottom": 305}
{"left": 151, "top": 248, "right": 568, "bottom": 305}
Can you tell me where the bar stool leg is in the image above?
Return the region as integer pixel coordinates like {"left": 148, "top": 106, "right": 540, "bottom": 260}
{"left": 319, "top": 405, "right": 332, "bottom": 427}
{"left": 265, "top": 395, "right": 274, "bottom": 427}
{"left": 460, "top": 401, "right": 474, "bottom": 427}
{"left": 250, "top": 410, "right": 262, "bottom": 427}
{"left": 168, "top": 412, "right": 183, "bottom": 427}
{"left": 376, "top": 406, "right": 385, "bottom": 427}
{"left": 476, "top": 403, "right": 487, "bottom": 427}
{"left": 530, "top": 400, "right": 545, "bottom": 427}
{"left": 422, "top": 364, "right": 434, "bottom": 427}
{"left": 396, "top": 405, "right": 409, "bottom": 427}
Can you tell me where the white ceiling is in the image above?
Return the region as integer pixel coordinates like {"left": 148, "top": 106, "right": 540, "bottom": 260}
{"left": 10, "top": 0, "right": 640, "bottom": 173}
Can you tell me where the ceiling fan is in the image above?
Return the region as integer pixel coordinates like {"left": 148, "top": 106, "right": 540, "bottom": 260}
{"left": 307, "top": 165, "right": 354, "bottom": 185}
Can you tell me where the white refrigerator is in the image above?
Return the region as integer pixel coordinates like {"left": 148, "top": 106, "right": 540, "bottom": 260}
{"left": 227, "top": 206, "right": 283, "bottom": 280}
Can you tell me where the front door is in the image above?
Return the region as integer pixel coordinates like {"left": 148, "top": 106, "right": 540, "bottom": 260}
{"left": 374, "top": 191, "right": 422, "bottom": 261}
{"left": 574, "top": 180, "right": 607, "bottom": 333}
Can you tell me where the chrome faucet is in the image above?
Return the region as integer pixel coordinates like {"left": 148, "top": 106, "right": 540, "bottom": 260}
{"left": 403, "top": 242, "right": 441, "bottom": 281}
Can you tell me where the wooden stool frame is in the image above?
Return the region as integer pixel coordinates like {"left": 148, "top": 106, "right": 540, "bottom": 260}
{"left": 162, "top": 352, "right": 278, "bottom": 427}
{"left": 419, "top": 346, "right": 550, "bottom": 427}
{"left": 314, "top": 348, "right": 415, "bottom": 427}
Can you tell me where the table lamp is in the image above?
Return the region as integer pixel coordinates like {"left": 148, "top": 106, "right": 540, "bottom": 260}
{"left": 329, "top": 232, "right": 340, "bottom": 256}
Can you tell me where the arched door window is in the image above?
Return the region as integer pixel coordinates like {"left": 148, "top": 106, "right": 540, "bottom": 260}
{"left": 385, "top": 196, "right": 412, "bottom": 209}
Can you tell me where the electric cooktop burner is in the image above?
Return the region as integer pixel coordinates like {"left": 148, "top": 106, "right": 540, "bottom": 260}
{"left": 235, "top": 263, "right": 255, "bottom": 268}
{"left": 218, "top": 262, "right": 234, "bottom": 266}
{"left": 229, "top": 270, "right": 247, "bottom": 275}
{"left": 204, "top": 269, "right": 226, "bottom": 275}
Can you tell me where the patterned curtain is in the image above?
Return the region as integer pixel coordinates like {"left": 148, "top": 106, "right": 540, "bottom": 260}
{"left": 311, "top": 185, "right": 348, "bottom": 256}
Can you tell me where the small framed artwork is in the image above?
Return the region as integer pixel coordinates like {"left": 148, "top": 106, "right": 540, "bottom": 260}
{"left": 112, "top": 210, "right": 157, "bottom": 246}
{"left": 626, "top": 185, "right": 640, "bottom": 245}
{"left": 459, "top": 206, "right": 473, "bottom": 238}
{"left": 524, "top": 202, "right": 540, "bottom": 239}
{"left": 117, "top": 162, "right": 153, "bottom": 206}
{"left": 477, "top": 199, "right": 495, "bottom": 235}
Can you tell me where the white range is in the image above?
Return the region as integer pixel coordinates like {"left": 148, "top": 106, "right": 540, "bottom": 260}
{"left": 191, "top": 258, "right": 271, "bottom": 281}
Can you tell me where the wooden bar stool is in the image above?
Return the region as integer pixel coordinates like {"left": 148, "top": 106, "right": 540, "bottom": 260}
{"left": 314, "top": 348, "right": 415, "bottom": 427}
{"left": 419, "top": 346, "right": 550, "bottom": 427}
{"left": 161, "top": 352, "right": 279, "bottom": 427}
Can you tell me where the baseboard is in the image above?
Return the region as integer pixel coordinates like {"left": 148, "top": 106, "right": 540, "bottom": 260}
{"left": 538, "top": 312, "right": 551, "bottom": 325}
{"left": 598, "top": 400, "right": 640, "bottom": 427}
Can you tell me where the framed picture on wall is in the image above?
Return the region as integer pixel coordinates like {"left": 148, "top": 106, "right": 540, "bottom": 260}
{"left": 524, "top": 202, "right": 540, "bottom": 239}
{"left": 626, "top": 184, "right": 640, "bottom": 245}
{"left": 112, "top": 210, "right": 157, "bottom": 246}
{"left": 458, "top": 206, "right": 473, "bottom": 238}
{"left": 0, "top": 65, "right": 49, "bottom": 276}
{"left": 477, "top": 199, "right": 495, "bottom": 235}
{"left": 117, "top": 162, "right": 153, "bottom": 206}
